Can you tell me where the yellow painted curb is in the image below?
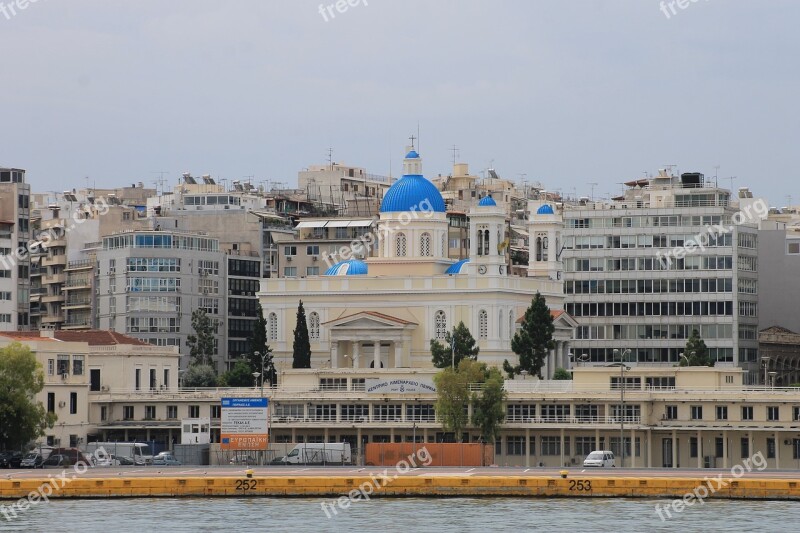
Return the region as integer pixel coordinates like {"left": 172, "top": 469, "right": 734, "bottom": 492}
{"left": 0, "top": 476, "right": 798, "bottom": 500}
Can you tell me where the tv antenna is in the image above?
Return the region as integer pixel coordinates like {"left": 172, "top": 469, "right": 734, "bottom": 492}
{"left": 588, "top": 182, "right": 598, "bottom": 201}
{"left": 450, "top": 145, "right": 460, "bottom": 166}
{"left": 326, "top": 147, "right": 333, "bottom": 170}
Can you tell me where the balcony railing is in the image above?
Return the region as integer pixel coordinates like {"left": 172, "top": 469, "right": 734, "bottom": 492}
{"left": 66, "top": 259, "right": 94, "bottom": 269}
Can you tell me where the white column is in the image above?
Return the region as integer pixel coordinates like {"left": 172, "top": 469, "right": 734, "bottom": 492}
{"left": 394, "top": 341, "right": 403, "bottom": 368}
{"left": 562, "top": 341, "right": 570, "bottom": 369}
{"left": 373, "top": 340, "right": 381, "bottom": 369}
{"left": 697, "top": 429, "right": 702, "bottom": 469}
{"left": 330, "top": 341, "right": 338, "bottom": 369}
{"left": 352, "top": 342, "right": 360, "bottom": 369}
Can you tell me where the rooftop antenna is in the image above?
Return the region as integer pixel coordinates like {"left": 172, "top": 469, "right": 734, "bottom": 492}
{"left": 587, "top": 182, "right": 598, "bottom": 201}
{"left": 450, "top": 145, "right": 460, "bottom": 167}
{"left": 327, "top": 147, "right": 333, "bottom": 171}
{"left": 151, "top": 171, "right": 169, "bottom": 195}
{"left": 713, "top": 165, "right": 720, "bottom": 188}
{"left": 726, "top": 176, "right": 737, "bottom": 192}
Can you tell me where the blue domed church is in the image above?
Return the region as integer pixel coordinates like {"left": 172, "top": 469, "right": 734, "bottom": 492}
{"left": 258, "top": 148, "right": 574, "bottom": 374}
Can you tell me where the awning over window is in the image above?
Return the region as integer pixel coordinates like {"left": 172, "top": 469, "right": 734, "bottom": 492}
{"left": 348, "top": 220, "right": 375, "bottom": 227}
{"left": 295, "top": 221, "right": 328, "bottom": 228}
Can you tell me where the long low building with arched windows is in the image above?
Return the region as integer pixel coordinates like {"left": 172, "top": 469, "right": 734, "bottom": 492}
{"left": 257, "top": 148, "right": 574, "bottom": 374}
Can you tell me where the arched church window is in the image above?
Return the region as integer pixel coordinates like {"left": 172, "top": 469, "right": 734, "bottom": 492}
{"left": 509, "top": 309, "right": 515, "bottom": 340}
{"left": 536, "top": 237, "right": 543, "bottom": 262}
{"left": 395, "top": 232, "right": 407, "bottom": 257}
{"left": 477, "top": 229, "right": 483, "bottom": 256}
{"left": 498, "top": 309, "right": 504, "bottom": 339}
{"left": 420, "top": 232, "right": 432, "bottom": 257}
{"left": 309, "top": 312, "right": 320, "bottom": 340}
{"left": 483, "top": 230, "right": 490, "bottom": 256}
{"left": 435, "top": 310, "right": 447, "bottom": 340}
{"left": 478, "top": 309, "right": 488, "bottom": 339}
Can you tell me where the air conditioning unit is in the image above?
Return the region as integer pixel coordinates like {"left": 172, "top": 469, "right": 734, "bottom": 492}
{"left": 312, "top": 256, "right": 318, "bottom": 261}
{"left": 60, "top": 373, "right": 68, "bottom": 380}
{"left": 286, "top": 256, "right": 292, "bottom": 262}
{"left": 58, "top": 401, "right": 66, "bottom": 408}
{"left": 100, "top": 385, "right": 109, "bottom": 392}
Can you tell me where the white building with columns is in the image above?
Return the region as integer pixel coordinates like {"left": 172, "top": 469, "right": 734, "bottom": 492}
{"left": 258, "top": 148, "right": 574, "bottom": 375}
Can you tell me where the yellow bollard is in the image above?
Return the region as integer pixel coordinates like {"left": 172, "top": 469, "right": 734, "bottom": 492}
{"left": 245, "top": 469, "right": 254, "bottom": 479}
{"left": 559, "top": 470, "right": 568, "bottom": 479}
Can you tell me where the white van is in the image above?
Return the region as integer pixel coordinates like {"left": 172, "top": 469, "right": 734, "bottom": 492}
{"left": 583, "top": 450, "right": 615, "bottom": 467}
{"left": 273, "top": 443, "right": 352, "bottom": 465}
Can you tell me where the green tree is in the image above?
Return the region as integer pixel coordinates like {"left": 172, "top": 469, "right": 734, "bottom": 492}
{"left": 218, "top": 360, "right": 256, "bottom": 387}
{"left": 430, "top": 321, "right": 480, "bottom": 368}
{"left": 504, "top": 292, "right": 555, "bottom": 379}
{"left": 249, "top": 303, "right": 275, "bottom": 384}
{"left": 182, "top": 364, "right": 218, "bottom": 388}
{"left": 0, "top": 343, "right": 57, "bottom": 450}
{"left": 471, "top": 366, "right": 506, "bottom": 444}
{"left": 292, "top": 300, "right": 311, "bottom": 369}
{"left": 434, "top": 359, "right": 483, "bottom": 441}
{"left": 187, "top": 309, "right": 217, "bottom": 367}
{"left": 680, "top": 329, "right": 713, "bottom": 367}
{"left": 552, "top": 367, "right": 572, "bottom": 380}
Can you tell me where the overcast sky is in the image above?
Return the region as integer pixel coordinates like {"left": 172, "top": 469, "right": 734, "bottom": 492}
{"left": 1, "top": 0, "right": 797, "bottom": 205}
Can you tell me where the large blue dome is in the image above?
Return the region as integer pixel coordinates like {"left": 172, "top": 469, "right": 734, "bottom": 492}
{"left": 478, "top": 195, "right": 497, "bottom": 207}
{"left": 324, "top": 259, "right": 368, "bottom": 276}
{"left": 536, "top": 204, "right": 554, "bottom": 215}
{"left": 380, "top": 175, "right": 446, "bottom": 213}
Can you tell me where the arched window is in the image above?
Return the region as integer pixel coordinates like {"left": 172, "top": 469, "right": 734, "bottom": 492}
{"left": 497, "top": 231, "right": 502, "bottom": 255}
{"left": 420, "top": 232, "right": 432, "bottom": 257}
{"left": 498, "top": 309, "right": 504, "bottom": 339}
{"left": 435, "top": 310, "right": 447, "bottom": 340}
{"left": 478, "top": 309, "right": 488, "bottom": 339}
{"left": 268, "top": 312, "right": 278, "bottom": 341}
{"left": 477, "top": 228, "right": 483, "bottom": 256}
{"left": 395, "top": 232, "right": 407, "bottom": 257}
{"left": 536, "top": 237, "right": 543, "bottom": 262}
{"left": 309, "top": 312, "right": 320, "bottom": 340}
{"left": 483, "top": 230, "right": 490, "bottom": 256}
{"left": 509, "top": 309, "right": 515, "bottom": 340}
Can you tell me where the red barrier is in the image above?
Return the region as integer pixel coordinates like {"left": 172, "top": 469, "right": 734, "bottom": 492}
{"left": 364, "top": 442, "right": 493, "bottom": 467}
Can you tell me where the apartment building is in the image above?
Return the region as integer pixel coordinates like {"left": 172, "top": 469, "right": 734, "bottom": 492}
{"left": 562, "top": 172, "right": 761, "bottom": 382}
{"left": 0, "top": 167, "right": 31, "bottom": 331}
{"left": 298, "top": 162, "right": 395, "bottom": 217}
{"left": 96, "top": 229, "right": 227, "bottom": 370}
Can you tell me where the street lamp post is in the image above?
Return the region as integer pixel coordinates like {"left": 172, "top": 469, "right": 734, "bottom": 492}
{"left": 252, "top": 371, "right": 261, "bottom": 389}
{"left": 451, "top": 326, "right": 456, "bottom": 370}
{"left": 613, "top": 348, "right": 631, "bottom": 468}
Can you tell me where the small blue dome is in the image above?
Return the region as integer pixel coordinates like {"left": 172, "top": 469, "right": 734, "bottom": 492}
{"left": 536, "top": 204, "right": 554, "bottom": 215}
{"left": 405, "top": 150, "right": 420, "bottom": 159}
{"left": 445, "top": 259, "right": 470, "bottom": 274}
{"left": 324, "top": 259, "right": 368, "bottom": 276}
{"left": 478, "top": 196, "right": 497, "bottom": 207}
{"left": 380, "top": 175, "right": 446, "bottom": 213}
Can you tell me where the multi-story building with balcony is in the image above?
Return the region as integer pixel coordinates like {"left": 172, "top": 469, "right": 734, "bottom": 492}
{"left": 561, "top": 171, "right": 761, "bottom": 382}
{"left": 298, "top": 161, "right": 395, "bottom": 217}
{"left": 0, "top": 167, "right": 31, "bottom": 331}
{"left": 96, "top": 229, "right": 227, "bottom": 370}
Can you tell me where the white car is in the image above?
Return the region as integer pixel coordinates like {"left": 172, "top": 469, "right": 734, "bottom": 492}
{"left": 583, "top": 450, "right": 616, "bottom": 467}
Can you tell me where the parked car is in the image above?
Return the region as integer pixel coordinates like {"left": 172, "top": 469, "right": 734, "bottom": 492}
{"left": 95, "top": 454, "right": 136, "bottom": 467}
{"left": 0, "top": 451, "right": 23, "bottom": 468}
{"left": 152, "top": 452, "right": 181, "bottom": 466}
{"left": 20, "top": 452, "right": 45, "bottom": 468}
{"left": 583, "top": 450, "right": 616, "bottom": 468}
{"left": 42, "top": 454, "right": 73, "bottom": 468}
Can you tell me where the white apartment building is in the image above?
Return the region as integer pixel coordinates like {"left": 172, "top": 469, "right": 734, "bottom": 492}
{"left": 96, "top": 230, "right": 227, "bottom": 370}
{"left": 562, "top": 171, "right": 761, "bottom": 382}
